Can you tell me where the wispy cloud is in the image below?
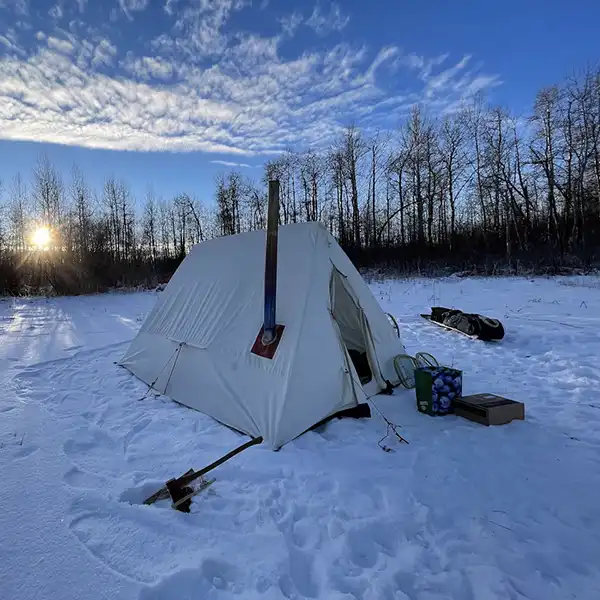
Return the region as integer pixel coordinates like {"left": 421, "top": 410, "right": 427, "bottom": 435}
{"left": 0, "top": 0, "right": 500, "bottom": 156}
{"left": 122, "top": 54, "right": 174, "bottom": 80}
{"left": 211, "top": 160, "right": 252, "bottom": 168}
{"left": 0, "top": 27, "right": 25, "bottom": 56}
{"left": 306, "top": 3, "right": 349, "bottom": 35}
{"left": 279, "top": 11, "right": 303, "bottom": 37}
{"left": 48, "top": 3, "right": 63, "bottom": 20}
{"left": 118, "top": 0, "right": 149, "bottom": 21}
{"left": 0, "top": 0, "right": 29, "bottom": 17}
{"left": 46, "top": 35, "right": 74, "bottom": 54}
{"left": 155, "top": 0, "right": 251, "bottom": 59}
{"left": 91, "top": 38, "right": 117, "bottom": 68}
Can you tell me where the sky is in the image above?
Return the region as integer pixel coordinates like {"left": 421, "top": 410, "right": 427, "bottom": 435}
{"left": 0, "top": 0, "right": 598, "bottom": 206}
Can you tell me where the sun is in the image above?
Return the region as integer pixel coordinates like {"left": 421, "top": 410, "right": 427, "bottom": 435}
{"left": 31, "top": 226, "right": 52, "bottom": 250}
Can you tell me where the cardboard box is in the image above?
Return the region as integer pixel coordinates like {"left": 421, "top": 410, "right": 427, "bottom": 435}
{"left": 415, "top": 366, "right": 463, "bottom": 416}
{"left": 454, "top": 393, "right": 525, "bottom": 426}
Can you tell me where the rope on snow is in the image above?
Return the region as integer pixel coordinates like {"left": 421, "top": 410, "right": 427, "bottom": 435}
{"left": 137, "top": 341, "right": 185, "bottom": 401}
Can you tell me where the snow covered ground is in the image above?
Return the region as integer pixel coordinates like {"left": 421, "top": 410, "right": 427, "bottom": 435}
{"left": 1, "top": 277, "right": 600, "bottom": 600}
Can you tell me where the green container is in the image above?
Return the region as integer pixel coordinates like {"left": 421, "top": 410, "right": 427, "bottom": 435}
{"left": 415, "top": 366, "right": 463, "bottom": 416}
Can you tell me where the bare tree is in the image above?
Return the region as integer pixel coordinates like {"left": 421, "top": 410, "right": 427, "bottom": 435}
{"left": 439, "top": 114, "right": 468, "bottom": 249}
{"left": 141, "top": 190, "right": 159, "bottom": 265}
{"left": 8, "top": 173, "right": 28, "bottom": 253}
{"left": 466, "top": 96, "right": 491, "bottom": 246}
{"left": 530, "top": 86, "right": 564, "bottom": 251}
{"left": 299, "top": 149, "right": 324, "bottom": 222}
{"left": 70, "top": 165, "right": 93, "bottom": 261}
{"left": 343, "top": 125, "right": 365, "bottom": 249}
{"left": 33, "top": 154, "right": 64, "bottom": 248}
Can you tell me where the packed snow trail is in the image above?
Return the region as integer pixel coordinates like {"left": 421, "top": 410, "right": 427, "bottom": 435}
{"left": 0, "top": 292, "right": 157, "bottom": 600}
{"left": 1, "top": 278, "right": 600, "bottom": 600}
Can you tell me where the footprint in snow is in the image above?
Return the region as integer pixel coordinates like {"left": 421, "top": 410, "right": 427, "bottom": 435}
{"left": 41, "top": 391, "right": 94, "bottom": 419}
{"left": 63, "top": 466, "right": 110, "bottom": 491}
{"left": 279, "top": 545, "right": 319, "bottom": 599}
{"left": 68, "top": 496, "right": 212, "bottom": 585}
{"left": 123, "top": 417, "right": 153, "bottom": 454}
{"left": 63, "top": 426, "right": 124, "bottom": 478}
{"left": 0, "top": 432, "right": 39, "bottom": 460}
{"left": 328, "top": 570, "right": 369, "bottom": 599}
{"left": 255, "top": 575, "right": 272, "bottom": 594}
{"left": 290, "top": 516, "right": 315, "bottom": 550}
{"left": 201, "top": 558, "right": 244, "bottom": 594}
{"left": 119, "top": 481, "right": 167, "bottom": 507}
{"left": 63, "top": 345, "right": 84, "bottom": 353}
{"left": 328, "top": 518, "right": 346, "bottom": 540}
{"left": 12, "top": 443, "right": 39, "bottom": 460}
{"left": 139, "top": 559, "right": 244, "bottom": 599}
{"left": 382, "top": 579, "right": 412, "bottom": 600}
{"left": 345, "top": 527, "right": 380, "bottom": 570}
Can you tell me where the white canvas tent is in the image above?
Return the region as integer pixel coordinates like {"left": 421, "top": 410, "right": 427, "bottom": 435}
{"left": 119, "top": 222, "right": 406, "bottom": 449}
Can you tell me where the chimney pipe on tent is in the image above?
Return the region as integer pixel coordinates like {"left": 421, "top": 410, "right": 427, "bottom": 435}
{"left": 250, "top": 180, "right": 284, "bottom": 359}
{"left": 262, "top": 180, "right": 280, "bottom": 345}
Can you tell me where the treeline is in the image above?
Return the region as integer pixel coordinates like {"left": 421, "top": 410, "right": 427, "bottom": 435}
{"left": 1, "top": 66, "right": 599, "bottom": 295}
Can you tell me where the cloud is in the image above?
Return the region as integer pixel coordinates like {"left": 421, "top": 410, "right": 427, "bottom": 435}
{"left": 118, "top": 0, "right": 149, "bottom": 20}
{"left": 0, "top": 27, "right": 25, "bottom": 56}
{"left": 164, "top": 0, "right": 177, "bottom": 16}
{"left": 47, "top": 36, "right": 74, "bottom": 55}
{"left": 122, "top": 54, "right": 174, "bottom": 80}
{"left": 48, "top": 3, "right": 63, "bottom": 20}
{"left": 415, "top": 54, "right": 501, "bottom": 102}
{"left": 91, "top": 38, "right": 117, "bottom": 68}
{"left": 154, "top": 0, "right": 251, "bottom": 59}
{"left": 0, "top": 0, "right": 28, "bottom": 16}
{"left": 423, "top": 55, "right": 471, "bottom": 98}
{"left": 279, "top": 11, "right": 303, "bottom": 37}
{"left": 0, "top": 1, "right": 500, "bottom": 156}
{"left": 306, "top": 3, "right": 349, "bottom": 35}
{"left": 211, "top": 160, "right": 252, "bottom": 168}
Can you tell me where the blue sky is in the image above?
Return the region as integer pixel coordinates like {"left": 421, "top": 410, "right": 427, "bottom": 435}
{"left": 0, "top": 0, "right": 598, "bottom": 205}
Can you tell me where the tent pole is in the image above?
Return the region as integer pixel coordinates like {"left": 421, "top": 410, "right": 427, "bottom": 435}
{"left": 262, "top": 180, "right": 280, "bottom": 345}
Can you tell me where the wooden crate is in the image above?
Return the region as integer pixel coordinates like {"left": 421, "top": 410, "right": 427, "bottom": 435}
{"left": 453, "top": 393, "right": 524, "bottom": 426}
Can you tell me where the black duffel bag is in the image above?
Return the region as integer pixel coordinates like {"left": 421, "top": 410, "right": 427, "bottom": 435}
{"left": 430, "top": 306, "right": 505, "bottom": 341}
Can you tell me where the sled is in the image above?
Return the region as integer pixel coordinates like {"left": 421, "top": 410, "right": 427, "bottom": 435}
{"left": 420, "top": 314, "right": 499, "bottom": 342}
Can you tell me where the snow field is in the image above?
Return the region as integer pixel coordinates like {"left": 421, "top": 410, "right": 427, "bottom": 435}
{"left": 1, "top": 277, "right": 600, "bottom": 600}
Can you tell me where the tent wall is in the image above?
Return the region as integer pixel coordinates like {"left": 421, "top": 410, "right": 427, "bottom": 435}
{"left": 280, "top": 252, "right": 359, "bottom": 449}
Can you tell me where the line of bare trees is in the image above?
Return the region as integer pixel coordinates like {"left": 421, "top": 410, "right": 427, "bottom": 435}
{"left": 259, "top": 67, "right": 600, "bottom": 273}
{"left": 1, "top": 66, "right": 599, "bottom": 295}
